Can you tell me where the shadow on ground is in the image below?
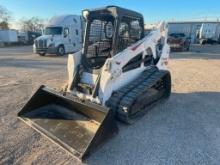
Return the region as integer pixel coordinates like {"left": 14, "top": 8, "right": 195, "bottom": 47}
{"left": 85, "top": 92, "right": 220, "bottom": 165}
{"left": 0, "top": 58, "right": 65, "bottom": 69}
{"left": 171, "top": 52, "right": 220, "bottom": 60}
{"left": 171, "top": 45, "right": 220, "bottom": 60}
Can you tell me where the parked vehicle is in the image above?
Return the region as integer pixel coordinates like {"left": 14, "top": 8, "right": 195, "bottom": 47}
{"left": 0, "top": 29, "right": 18, "bottom": 44}
{"left": 18, "top": 31, "right": 41, "bottom": 45}
{"left": 199, "top": 23, "right": 220, "bottom": 44}
{"left": 168, "top": 33, "right": 191, "bottom": 51}
{"left": 33, "top": 15, "right": 84, "bottom": 56}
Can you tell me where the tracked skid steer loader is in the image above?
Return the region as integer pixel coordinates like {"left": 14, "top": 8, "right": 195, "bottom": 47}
{"left": 18, "top": 6, "right": 171, "bottom": 160}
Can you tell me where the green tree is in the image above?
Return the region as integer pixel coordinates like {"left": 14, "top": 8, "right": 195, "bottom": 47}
{"left": 0, "top": 5, "right": 11, "bottom": 29}
{"left": 20, "top": 17, "right": 44, "bottom": 32}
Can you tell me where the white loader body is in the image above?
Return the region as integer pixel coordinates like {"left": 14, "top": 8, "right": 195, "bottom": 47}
{"left": 67, "top": 22, "right": 170, "bottom": 105}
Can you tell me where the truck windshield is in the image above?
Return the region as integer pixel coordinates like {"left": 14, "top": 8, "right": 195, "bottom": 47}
{"left": 45, "top": 27, "right": 62, "bottom": 35}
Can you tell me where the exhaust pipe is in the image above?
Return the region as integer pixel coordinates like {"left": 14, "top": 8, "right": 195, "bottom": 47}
{"left": 18, "top": 85, "right": 118, "bottom": 160}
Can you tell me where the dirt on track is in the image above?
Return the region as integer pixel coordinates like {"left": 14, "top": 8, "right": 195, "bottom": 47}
{"left": 0, "top": 45, "right": 220, "bottom": 165}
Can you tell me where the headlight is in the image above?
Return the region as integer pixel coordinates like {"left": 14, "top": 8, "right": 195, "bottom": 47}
{"left": 33, "top": 44, "right": 36, "bottom": 53}
{"left": 48, "top": 43, "right": 55, "bottom": 48}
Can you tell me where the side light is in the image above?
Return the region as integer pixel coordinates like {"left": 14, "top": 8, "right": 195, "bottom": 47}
{"left": 82, "top": 10, "right": 89, "bottom": 19}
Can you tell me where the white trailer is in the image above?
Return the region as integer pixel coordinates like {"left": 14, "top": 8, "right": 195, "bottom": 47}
{"left": 199, "top": 23, "right": 220, "bottom": 44}
{"left": 33, "top": 15, "right": 84, "bottom": 56}
{"left": 0, "top": 29, "right": 18, "bottom": 43}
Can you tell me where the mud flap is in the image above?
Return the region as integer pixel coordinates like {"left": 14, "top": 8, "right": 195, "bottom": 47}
{"left": 17, "top": 85, "right": 118, "bottom": 160}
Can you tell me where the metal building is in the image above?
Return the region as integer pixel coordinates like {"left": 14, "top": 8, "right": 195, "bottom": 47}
{"left": 168, "top": 21, "right": 220, "bottom": 43}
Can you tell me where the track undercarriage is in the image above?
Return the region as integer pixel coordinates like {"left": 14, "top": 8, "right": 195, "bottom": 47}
{"left": 107, "top": 67, "right": 171, "bottom": 123}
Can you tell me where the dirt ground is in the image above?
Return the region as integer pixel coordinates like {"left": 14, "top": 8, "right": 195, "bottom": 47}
{"left": 0, "top": 45, "right": 220, "bottom": 165}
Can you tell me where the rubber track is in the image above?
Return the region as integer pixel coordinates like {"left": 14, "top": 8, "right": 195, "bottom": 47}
{"left": 107, "top": 67, "right": 169, "bottom": 123}
{"left": 107, "top": 67, "right": 158, "bottom": 111}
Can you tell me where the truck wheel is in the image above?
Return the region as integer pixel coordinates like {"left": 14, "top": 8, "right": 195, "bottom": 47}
{"left": 201, "top": 40, "right": 206, "bottom": 45}
{"left": 57, "top": 45, "right": 65, "bottom": 56}
{"left": 186, "top": 44, "right": 190, "bottom": 51}
{"left": 38, "top": 53, "right": 45, "bottom": 56}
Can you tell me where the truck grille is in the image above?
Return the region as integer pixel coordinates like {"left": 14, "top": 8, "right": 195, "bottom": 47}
{"left": 35, "top": 39, "right": 47, "bottom": 48}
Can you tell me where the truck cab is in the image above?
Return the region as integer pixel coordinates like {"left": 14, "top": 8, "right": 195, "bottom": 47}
{"left": 33, "top": 15, "right": 84, "bottom": 56}
{"left": 199, "top": 23, "right": 220, "bottom": 44}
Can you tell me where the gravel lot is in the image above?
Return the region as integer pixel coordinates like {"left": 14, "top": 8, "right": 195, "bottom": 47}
{"left": 0, "top": 45, "right": 220, "bottom": 165}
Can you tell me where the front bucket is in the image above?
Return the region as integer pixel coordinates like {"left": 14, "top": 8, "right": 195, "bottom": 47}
{"left": 18, "top": 85, "right": 118, "bottom": 160}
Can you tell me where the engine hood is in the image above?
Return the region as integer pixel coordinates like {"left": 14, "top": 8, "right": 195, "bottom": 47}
{"left": 35, "top": 35, "right": 64, "bottom": 47}
{"left": 35, "top": 35, "right": 63, "bottom": 42}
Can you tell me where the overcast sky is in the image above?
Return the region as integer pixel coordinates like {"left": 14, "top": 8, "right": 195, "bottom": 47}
{"left": 1, "top": 0, "right": 220, "bottom": 27}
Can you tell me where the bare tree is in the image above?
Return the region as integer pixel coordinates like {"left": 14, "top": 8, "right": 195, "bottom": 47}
{"left": 20, "top": 17, "right": 45, "bottom": 32}
{"left": 0, "top": 5, "right": 11, "bottom": 29}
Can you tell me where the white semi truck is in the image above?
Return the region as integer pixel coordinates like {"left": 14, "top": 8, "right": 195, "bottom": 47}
{"left": 33, "top": 15, "right": 84, "bottom": 56}
{"left": 199, "top": 23, "right": 220, "bottom": 44}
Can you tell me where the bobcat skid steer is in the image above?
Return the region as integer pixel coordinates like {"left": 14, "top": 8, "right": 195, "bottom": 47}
{"left": 18, "top": 6, "right": 171, "bottom": 160}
